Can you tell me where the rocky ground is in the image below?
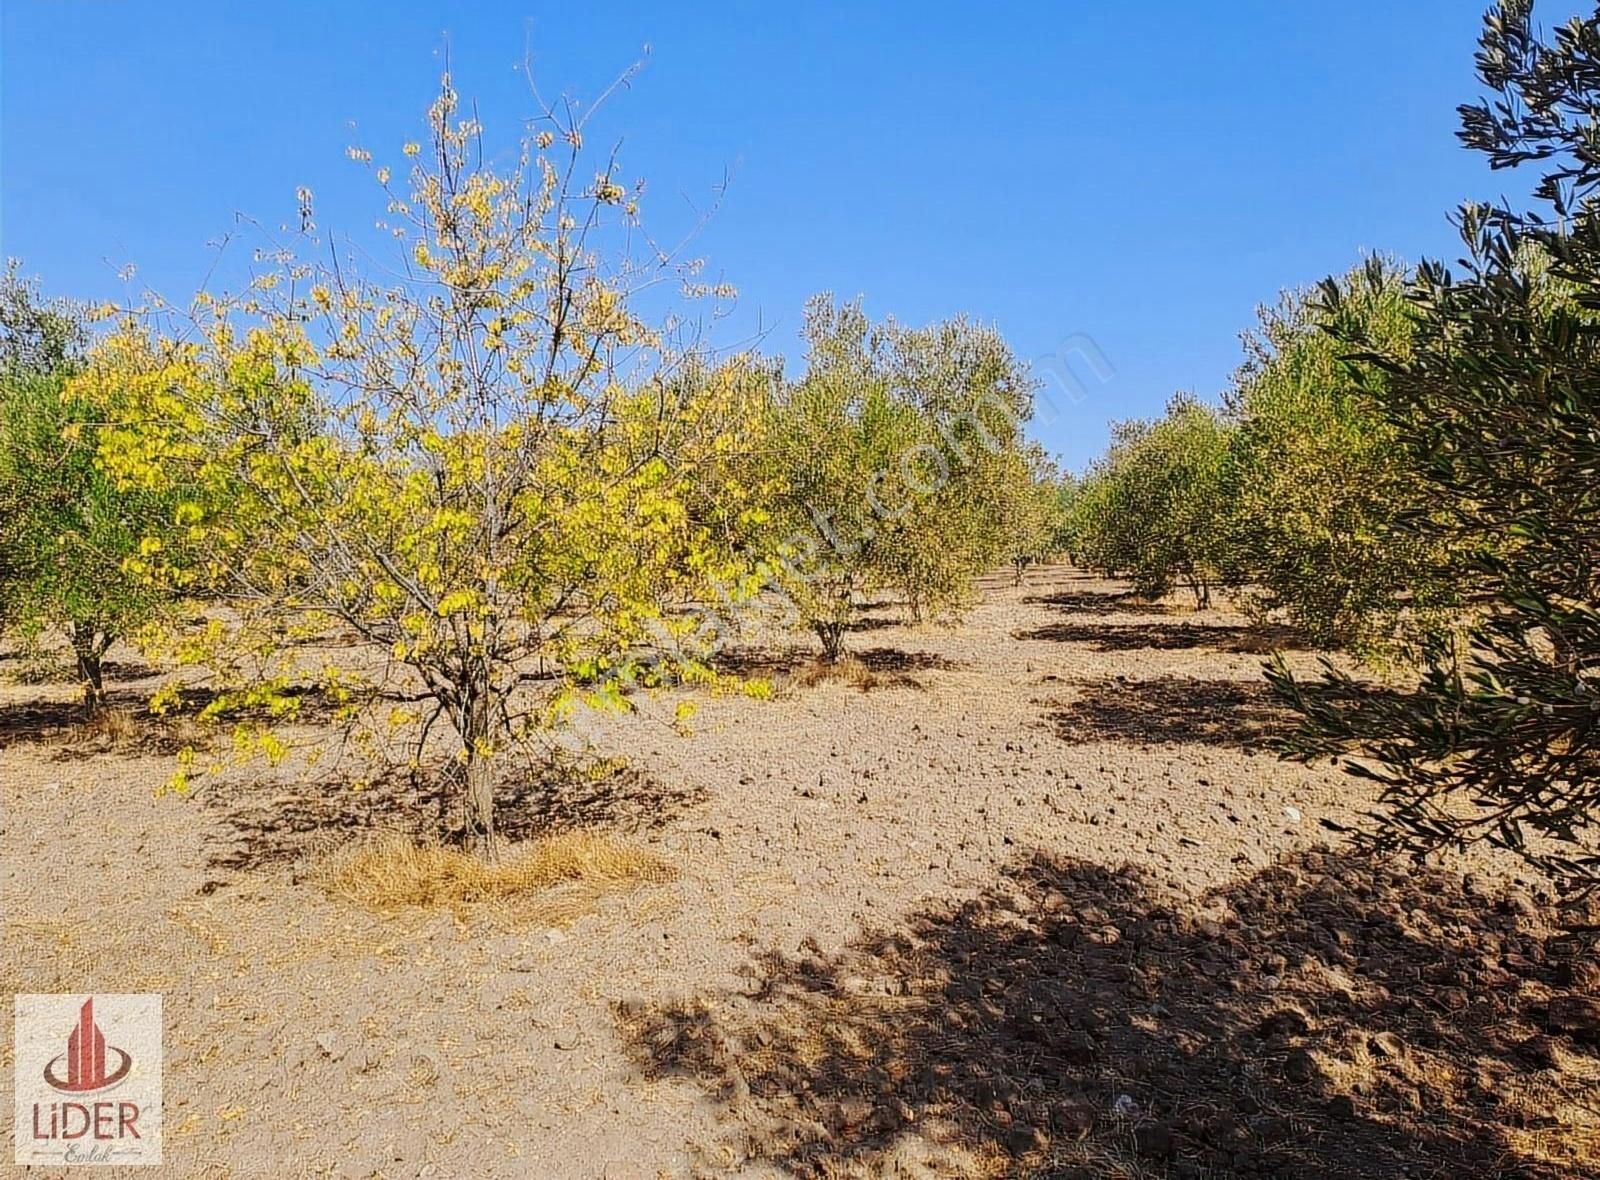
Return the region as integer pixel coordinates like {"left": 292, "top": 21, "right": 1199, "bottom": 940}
{"left": 2, "top": 567, "right": 1596, "bottom": 1178}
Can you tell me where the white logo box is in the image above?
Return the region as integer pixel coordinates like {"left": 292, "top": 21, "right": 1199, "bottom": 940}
{"left": 13, "top": 994, "right": 163, "bottom": 1167}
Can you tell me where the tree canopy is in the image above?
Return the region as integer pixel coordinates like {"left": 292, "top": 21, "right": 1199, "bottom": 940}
{"left": 1270, "top": 0, "right": 1600, "bottom": 888}
{"left": 0, "top": 267, "right": 188, "bottom": 707}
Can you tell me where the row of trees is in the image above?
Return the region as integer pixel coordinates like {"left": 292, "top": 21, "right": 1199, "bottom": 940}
{"left": 0, "top": 76, "right": 1069, "bottom": 852}
{"left": 1071, "top": 1, "right": 1600, "bottom": 888}
{"left": 1068, "top": 261, "right": 1458, "bottom": 659}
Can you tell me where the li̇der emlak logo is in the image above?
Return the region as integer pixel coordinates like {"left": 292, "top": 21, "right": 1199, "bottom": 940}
{"left": 14, "top": 994, "right": 163, "bottom": 1166}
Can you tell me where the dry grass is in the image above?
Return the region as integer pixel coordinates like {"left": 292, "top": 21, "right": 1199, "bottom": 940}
{"left": 81, "top": 705, "right": 142, "bottom": 744}
{"left": 314, "top": 830, "right": 675, "bottom": 923}
{"left": 790, "top": 655, "right": 921, "bottom": 693}
{"left": 70, "top": 705, "right": 204, "bottom": 755}
{"left": 791, "top": 656, "right": 871, "bottom": 691}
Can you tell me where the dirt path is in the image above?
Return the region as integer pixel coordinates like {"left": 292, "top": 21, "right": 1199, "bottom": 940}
{"left": 3, "top": 568, "right": 1595, "bottom": 1178}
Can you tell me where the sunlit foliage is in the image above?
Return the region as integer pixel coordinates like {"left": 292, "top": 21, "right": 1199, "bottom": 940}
{"left": 0, "top": 267, "right": 188, "bottom": 708}
{"left": 1272, "top": 0, "right": 1600, "bottom": 888}
{"left": 77, "top": 75, "right": 763, "bottom": 852}
{"left": 1071, "top": 394, "right": 1230, "bottom": 606}
{"left": 1223, "top": 261, "right": 1460, "bottom": 658}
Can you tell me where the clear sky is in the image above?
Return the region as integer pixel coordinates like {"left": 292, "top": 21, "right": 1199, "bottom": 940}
{"left": 1, "top": 2, "right": 1520, "bottom": 468}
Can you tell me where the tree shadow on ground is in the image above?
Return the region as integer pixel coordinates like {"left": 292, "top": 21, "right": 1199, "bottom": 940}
{"left": 618, "top": 848, "right": 1600, "bottom": 1180}
{"left": 1016, "top": 621, "right": 1305, "bottom": 654}
{"left": 856, "top": 647, "right": 961, "bottom": 674}
{"left": 495, "top": 757, "right": 707, "bottom": 838}
{"left": 0, "top": 653, "right": 168, "bottom": 746}
{"left": 97, "top": 658, "right": 157, "bottom": 680}
{"left": 199, "top": 754, "right": 702, "bottom": 880}
{"left": 199, "top": 766, "right": 451, "bottom": 878}
{"left": 0, "top": 692, "right": 205, "bottom": 758}
{"left": 1044, "top": 676, "right": 1292, "bottom": 751}
{"left": 845, "top": 616, "right": 903, "bottom": 633}
{"left": 7, "top": 682, "right": 359, "bottom": 762}
{"left": 717, "top": 645, "right": 963, "bottom": 692}
{"left": 1022, "top": 590, "right": 1179, "bottom": 617}
{"left": 0, "top": 696, "right": 124, "bottom": 746}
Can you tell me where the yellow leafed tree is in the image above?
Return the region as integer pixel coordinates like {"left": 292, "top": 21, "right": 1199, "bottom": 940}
{"left": 76, "top": 73, "right": 766, "bottom": 855}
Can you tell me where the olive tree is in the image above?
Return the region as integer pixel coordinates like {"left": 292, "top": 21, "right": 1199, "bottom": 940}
{"left": 1071, "top": 394, "right": 1231, "bottom": 606}
{"left": 875, "top": 314, "right": 1035, "bottom": 620}
{"left": 1271, "top": 0, "right": 1600, "bottom": 887}
{"left": 760, "top": 297, "right": 1036, "bottom": 657}
{"left": 0, "top": 268, "right": 185, "bottom": 708}
{"left": 1222, "top": 261, "right": 1459, "bottom": 658}
{"left": 994, "top": 444, "right": 1068, "bottom": 586}
{"left": 760, "top": 298, "right": 923, "bottom": 660}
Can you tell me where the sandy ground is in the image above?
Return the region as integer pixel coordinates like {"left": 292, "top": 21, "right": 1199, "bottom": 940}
{"left": 2, "top": 567, "right": 1597, "bottom": 1179}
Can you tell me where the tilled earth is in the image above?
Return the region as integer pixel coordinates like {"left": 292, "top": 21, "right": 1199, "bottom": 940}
{"left": 622, "top": 851, "right": 1600, "bottom": 1179}
{"left": 2, "top": 567, "right": 1596, "bottom": 1178}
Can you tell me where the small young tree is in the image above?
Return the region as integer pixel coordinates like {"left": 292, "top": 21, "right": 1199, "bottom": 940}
{"left": 80, "top": 75, "right": 757, "bottom": 854}
{"left": 1071, "top": 394, "right": 1231, "bottom": 605}
{"left": 994, "top": 444, "right": 1067, "bottom": 586}
{"left": 0, "top": 268, "right": 184, "bottom": 708}
{"left": 760, "top": 297, "right": 1036, "bottom": 656}
{"left": 1271, "top": 0, "right": 1600, "bottom": 887}
{"left": 761, "top": 298, "right": 922, "bottom": 660}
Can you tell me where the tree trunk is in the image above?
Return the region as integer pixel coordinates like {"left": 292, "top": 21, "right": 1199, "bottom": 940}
{"left": 813, "top": 620, "right": 845, "bottom": 664}
{"left": 459, "top": 687, "right": 499, "bottom": 859}
{"left": 70, "top": 623, "right": 109, "bottom": 712}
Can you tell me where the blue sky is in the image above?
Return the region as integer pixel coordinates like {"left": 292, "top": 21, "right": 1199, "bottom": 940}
{"left": 1, "top": 2, "right": 1519, "bottom": 468}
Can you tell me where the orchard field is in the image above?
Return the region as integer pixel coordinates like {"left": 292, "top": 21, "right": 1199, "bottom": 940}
{"left": 4, "top": 567, "right": 1597, "bottom": 1178}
